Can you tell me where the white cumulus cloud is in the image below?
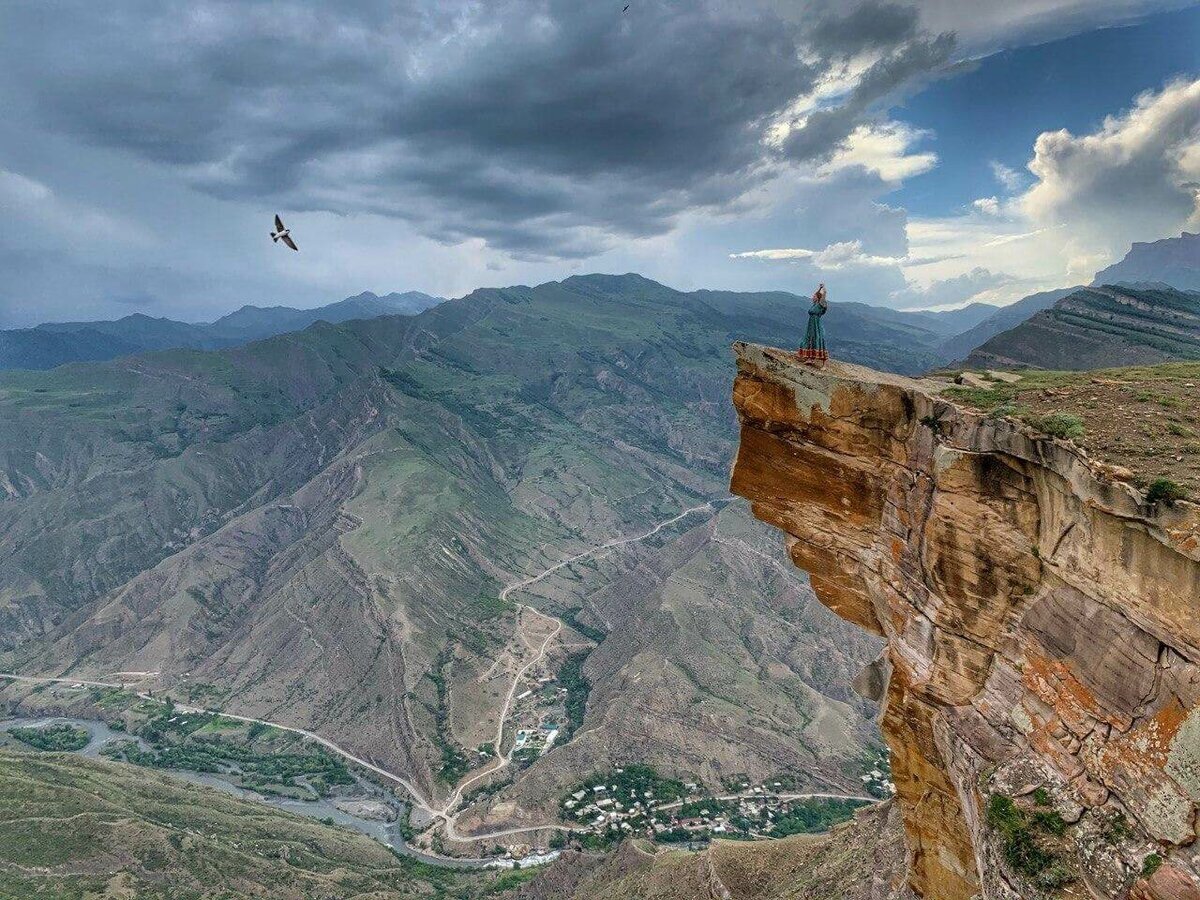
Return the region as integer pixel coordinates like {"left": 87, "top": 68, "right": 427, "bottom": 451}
{"left": 990, "top": 161, "right": 1027, "bottom": 193}
{"left": 892, "top": 77, "right": 1200, "bottom": 307}
{"left": 819, "top": 122, "right": 939, "bottom": 183}
{"left": 730, "top": 239, "right": 906, "bottom": 269}
{"left": 973, "top": 196, "right": 1002, "bottom": 215}
{"left": 1020, "top": 77, "right": 1200, "bottom": 259}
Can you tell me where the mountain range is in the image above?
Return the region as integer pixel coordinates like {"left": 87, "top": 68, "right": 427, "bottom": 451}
{"left": 963, "top": 283, "right": 1200, "bottom": 370}
{"left": 941, "top": 233, "right": 1200, "bottom": 368}
{"left": 936, "top": 286, "right": 1081, "bottom": 363}
{"left": 8, "top": 232, "right": 1200, "bottom": 378}
{"left": 0, "top": 290, "right": 443, "bottom": 371}
{"left": 1, "top": 240, "right": 1198, "bottom": 894}
{"left": 2, "top": 284, "right": 1003, "bottom": 375}
{"left": 1092, "top": 230, "right": 1200, "bottom": 291}
{"left": 8, "top": 268, "right": 1193, "bottom": 826}
{"left": 1, "top": 273, "right": 898, "bottom": 839}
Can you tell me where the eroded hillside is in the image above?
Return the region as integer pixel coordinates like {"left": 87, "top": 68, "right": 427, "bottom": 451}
{"left": 0, "top": 749, "right": 514, "bottom": 898}
{"left": 730, "top": 343, "right": 1200, "bottom": 899}
{"left": 0, "top": 276, "right": 893, "bottom": 846}
{"left": 964, "top": 284, "right": 1200, "bottom": 371}
{"left": 511, "top": 799, "right": 911, "bottom": 900}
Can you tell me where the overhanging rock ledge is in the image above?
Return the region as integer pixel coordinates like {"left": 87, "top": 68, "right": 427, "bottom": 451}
{"left": 729, "top": 341, "right": 1200, "bottom": 900}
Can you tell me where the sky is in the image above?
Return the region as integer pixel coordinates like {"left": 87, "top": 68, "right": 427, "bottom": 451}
{"left": 0, "top": 0, "right": 1198, "bottom": 327}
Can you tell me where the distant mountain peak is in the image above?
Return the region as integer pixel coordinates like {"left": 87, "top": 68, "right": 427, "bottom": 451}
{"left": 1126, "top": 230, "right": 1199, "bottom": 252}
{"left": 1093, "top": 232, "right": 1200, "bottom": 291}
{"left": 1, "top": 289, "right": 446, "bottom": 371}
{"left": 561, "top": 272, "right": 674, "bottom": 291}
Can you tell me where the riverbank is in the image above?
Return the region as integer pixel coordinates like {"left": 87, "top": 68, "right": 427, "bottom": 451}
{"left": 0, "top": 715, "right": 555, "bottom": 871}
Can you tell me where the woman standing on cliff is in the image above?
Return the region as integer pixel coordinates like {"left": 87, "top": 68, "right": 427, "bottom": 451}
{"left": 798, "top": 283, "right": 828, "bottom": 366}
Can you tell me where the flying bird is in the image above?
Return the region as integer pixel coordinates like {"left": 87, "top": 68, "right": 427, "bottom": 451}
{"left": 623, "top": 4, "right": 629, "bottom": 10}
{"left": 270, "top": 214, "right": 298, "bottom": 251}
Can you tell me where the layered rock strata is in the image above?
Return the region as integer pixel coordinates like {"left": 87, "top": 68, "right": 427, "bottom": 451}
{"left": 729, "top": 343, "right": 1200, "bottom": 899}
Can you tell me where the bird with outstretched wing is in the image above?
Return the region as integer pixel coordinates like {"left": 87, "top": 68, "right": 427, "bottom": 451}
{"left": 270, "top": 214, "right": 299, "bottom": 251}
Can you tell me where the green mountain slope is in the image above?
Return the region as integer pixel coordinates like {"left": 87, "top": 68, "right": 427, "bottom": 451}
{"left": 510, "top": 800, "right": 908, "bottom": 900}
{"left": 0, "top": 750, "right": 511, "bottom": 899}
{"left": 0, "top": 291, "right": 443, "bottom": 371}
{"left": 963, "top": 284, "right": 1200, "bottom": 370}
{"left": 205, "top": 291, "right": 444, "bottom": 342}
{"left": 0, "top": 325, "right": 147, "bottom": 371}
{"left": 1, "top": 274, "right": 889, "bottom": 835}
{"left": 938, "top": 286, "right": 1080, "bottom": 363}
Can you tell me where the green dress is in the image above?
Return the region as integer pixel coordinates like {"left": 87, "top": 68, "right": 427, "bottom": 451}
{"left": 799, "top": 300, "right": 827, "bottom": 361}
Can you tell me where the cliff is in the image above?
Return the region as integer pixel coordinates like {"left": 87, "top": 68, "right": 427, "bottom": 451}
{"left": 1093, "top": 232, "right": 1200, "bottom": 293}
{"left": 729, "top": 343, "right": 1200, "bottom": 899}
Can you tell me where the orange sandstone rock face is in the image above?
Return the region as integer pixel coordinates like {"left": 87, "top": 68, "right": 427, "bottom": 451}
{"left": 729, "top": 343, "right": 1200, "bottom": 900}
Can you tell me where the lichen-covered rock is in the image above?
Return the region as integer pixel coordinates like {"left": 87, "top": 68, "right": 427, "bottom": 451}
{"left": 729, "top": 343, "right": 1200, "bottom": 899}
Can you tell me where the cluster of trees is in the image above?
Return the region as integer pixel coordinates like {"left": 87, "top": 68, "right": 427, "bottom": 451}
{"left": 768, "top": 797, "right": 868, "bottom": 837}
{"left": 558, "top": 652, "right": 591, "bottom": 741}
{"left": 425, "top": 650, "right": 469, "bottom": 784}
{"left": 100, "top": 708, "right": 354, "bottom": 797}
{"left": 9, "top": 724, "right": 90, "bottom": 752}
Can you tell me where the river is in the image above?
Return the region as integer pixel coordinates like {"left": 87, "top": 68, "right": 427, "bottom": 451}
{"left": 0, "top": 716, "right": 553, "bottom": 871}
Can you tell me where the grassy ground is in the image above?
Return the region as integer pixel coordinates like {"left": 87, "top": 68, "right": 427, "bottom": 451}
{"left": 0, "top": 749, "right": 529, "bottom": 900}
{"left": 940, "top": 362, "right": 1200, "bottom": 499}
{"left": 511, "top": 800, "right": 908, "bottom": 900}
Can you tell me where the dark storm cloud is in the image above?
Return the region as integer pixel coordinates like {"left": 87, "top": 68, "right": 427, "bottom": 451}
{"left": 808, "top": 1, "right": 920, "bottom": 53}
{"left": 783, "top": 31, "right": 956, "bottom": 162}
{"left": 1, "top": 0, "right": 956, "bottom": 258}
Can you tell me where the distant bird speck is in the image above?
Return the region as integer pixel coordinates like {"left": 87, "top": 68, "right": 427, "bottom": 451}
{"left": 270, "top": 214, "right": 298, "bottom": 251}
{"left": 623, "top": 4, "right": 629, "bottom": 10}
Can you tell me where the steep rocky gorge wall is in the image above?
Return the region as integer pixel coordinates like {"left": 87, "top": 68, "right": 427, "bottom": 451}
{"left": 729, "top": 343, "right": 1200, "bottom": 899}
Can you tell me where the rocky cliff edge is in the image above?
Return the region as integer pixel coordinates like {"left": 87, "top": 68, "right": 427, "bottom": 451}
{"left": 729, "top": 343, "right": 1200, "bottom": 900}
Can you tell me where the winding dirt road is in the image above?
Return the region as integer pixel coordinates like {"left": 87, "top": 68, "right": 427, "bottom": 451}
{"left": 445, "top": 611, "right": 559, "bottom": 802}
{"left": 438, "top": 499, "right": 721, "bottom": 840}
{"left": 1, "top": 499, "right": 726, "bottom": 852}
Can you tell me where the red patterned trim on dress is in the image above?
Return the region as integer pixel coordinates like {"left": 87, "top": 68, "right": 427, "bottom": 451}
{"left": 796, "top": 349, "right": 828, "bottom": 360}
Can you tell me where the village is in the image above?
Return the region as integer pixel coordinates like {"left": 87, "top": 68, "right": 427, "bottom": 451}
{"left": 497, "top": 657, "right": 895, "bottom": 850}
{"left": 557, "top": 764, "right": 890, "bottom": 846}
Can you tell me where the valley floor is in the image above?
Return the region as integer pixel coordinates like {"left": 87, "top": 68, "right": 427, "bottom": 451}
{"left": 0, "top": 750, "right": 531, "bottom": 899}
{"left": 8, "top": 500, "right": 859, "bottom": 865}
